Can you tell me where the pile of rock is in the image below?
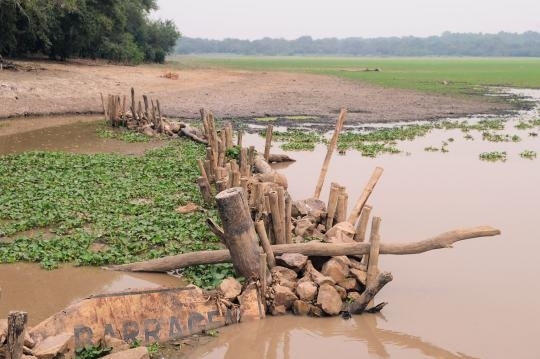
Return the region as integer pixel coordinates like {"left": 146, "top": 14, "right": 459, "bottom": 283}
{"left": 264, "top": 253, "right": 374, "bottom": 317}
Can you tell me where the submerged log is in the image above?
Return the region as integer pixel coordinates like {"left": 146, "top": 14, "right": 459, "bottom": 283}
{"left": 107, "top": 226, "right": 500, "bottom": 272}
{"left": 348, "top": 272, "right": 393, "bottom": 314}
{"left": 268, "top": 154, "right": 296, "bottom": 163}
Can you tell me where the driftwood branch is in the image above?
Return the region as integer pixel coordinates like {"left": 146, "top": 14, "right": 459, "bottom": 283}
{"left": 348, "top": 272, "right": 393, "bottom": 314}
{"left": 106, "top": 226, "right": 500, "bottom": 272}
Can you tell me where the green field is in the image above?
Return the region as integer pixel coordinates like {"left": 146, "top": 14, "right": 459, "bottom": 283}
{"left": 168, "top": 56, "right": 540, "bottom": 95}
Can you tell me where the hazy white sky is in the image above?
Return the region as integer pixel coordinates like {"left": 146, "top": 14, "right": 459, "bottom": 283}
{"left": 153, "top": 0, "right": 540, "bottom": 40}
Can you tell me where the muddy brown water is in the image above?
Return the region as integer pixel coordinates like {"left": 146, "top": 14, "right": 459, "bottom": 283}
{"left": 1, "top": 92, "right": 539, "bottom": 358}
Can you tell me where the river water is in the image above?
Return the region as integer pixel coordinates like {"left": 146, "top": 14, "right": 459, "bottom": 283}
{"left": 1, "top": 91, "right": 539, "bottom": 358}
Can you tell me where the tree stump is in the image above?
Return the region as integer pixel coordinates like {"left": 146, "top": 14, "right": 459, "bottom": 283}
{"left": 215, "top": 187, "right": 261, "bottom": 279}
{"left": 7, "top": 311, "right": 27, "bottom": 359}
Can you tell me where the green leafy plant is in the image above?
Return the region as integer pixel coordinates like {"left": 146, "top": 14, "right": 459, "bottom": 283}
{"left": 75, "top": 345, "right": 112, "bottom": 359}
{"left": 479, "top": 151, "right": 507, "bottom": 162}
{"left": 520, "top": 150, "right": 537, "bottom": 159}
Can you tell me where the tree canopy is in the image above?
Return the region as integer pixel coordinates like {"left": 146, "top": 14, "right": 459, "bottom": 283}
{"left": 0, "top": 0, "right": 180, "bottom": 64}
{"left": 176, "top": 32, "right": 540, "bottom": 57}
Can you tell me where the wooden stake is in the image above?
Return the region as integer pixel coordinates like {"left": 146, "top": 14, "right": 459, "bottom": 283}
{"left": 264, "top": 125, "right": 273, "bottom": 161}
{"left": 366, "top": 216, "right": 382, "bottom": 307}
{"left": 285, "top": 194, "right": 292, "bottom": 244}
{"left": 313, "top": 109, "right": 347, "bottom": 199}
{"left": 347, "top": 167, "right": 384, "bottom": 225}
{"left": 325, "top": 182, "right": 341, "bottom": 230}
{"left": 268, "top": 191, "right": 284, "bottom": 244}
{"left": 100, "top": 93, "right": 107, "bottom": 120}
{"left": 215, "top": 188, "right": 261, "bottom": 278}
{"left": 237, "top": 130, "right": 243, "bottom": 148}
{"left": 6, "top": 311, "right": 27, "bottom": 359}
{"left": 255, "top": 220, "right": 276, "bottom": 268}
{"left": 131, "top": 87, "right": 137, "bottom": 122}
{"left": 277, "top": 187, "right": 286, "bottom": 243}
{"left": 225, "top": 123, "right": 233, "bottom": 149}
{"left": 197, "top": 177, "right": 213, "bottom": 205}
{"left": 354, "top": 205, "right": 372, "bottom": 242}
{"left": 259, "top": 253, "right": 267, "bottom": 298}
{"left": 336, "top": 189, "right": 348, "bottom": 223}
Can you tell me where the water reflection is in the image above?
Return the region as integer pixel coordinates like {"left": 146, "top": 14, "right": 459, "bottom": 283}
{"left": 189, "top": 314, "right": 478, "bottom": 359}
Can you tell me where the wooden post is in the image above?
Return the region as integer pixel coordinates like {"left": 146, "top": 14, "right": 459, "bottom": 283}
{"left": 237, "top": 130, "right": 243, "bottom": 148}
{"left": 130, "top": 87, "right": 137, "bottom": 122}
{"left": 314, "top": 109, "right": 347, "bottom": 199}
{"left": 259, "top": 253, "right": 267, "bottom": 297}
{"left": 277, "top": 187, "right": 286, "bottom": 242}
{"left": 285, "top": 194, "right": 292, "bottom": 244}
{"left": 264, "top": 125, "right": 273, "bottom": 162}
{"left": 325, "top": 182, "right": 340, "bottom": 230}
{"left": 366, "top": 217, "right": 382, "bottom": 307}
{"left": 268, "top": 191, "right": 285, "bottom": 244}
{"left": 197, "top": 177, "right": 213, "bottom": 205}
{"left": 354, "top": 205, "right": 372, "bottom": 242}
{"left": 336, "top": 188, "right": 348, "bottom": 223}
{"left": 347, "top": 167, "right": 384, "bottom": 225}
{"left": 6, "top": 311, "right": 27, "bottom": 359}
{"left": 255, "top": 220, "right": 276, "bottom": 268}
{"left": 215, "top": 188, "right": 261, "bottom": 279}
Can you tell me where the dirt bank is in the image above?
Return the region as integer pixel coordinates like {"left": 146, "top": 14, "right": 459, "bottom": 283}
{"left": 0, "top": 60, "right": 512, "bottom": 123}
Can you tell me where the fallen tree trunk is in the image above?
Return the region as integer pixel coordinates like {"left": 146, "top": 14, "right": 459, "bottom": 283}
{"left": 348, "top": 272, "right": 393, "bottom": 314}
{"left": 106, "top": 226, "right": 500, "bottom": 272}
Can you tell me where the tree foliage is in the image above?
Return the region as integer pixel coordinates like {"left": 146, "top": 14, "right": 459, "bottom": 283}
{"left": 0, "top": 0, "right": 180, "bottom": 64}
{"left": 176, "top": 32, "right": 540, "bottom": 57}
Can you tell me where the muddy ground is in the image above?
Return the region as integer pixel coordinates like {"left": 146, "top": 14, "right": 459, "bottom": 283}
{"left": 0, "top": 59, "right": 512, "bottom": 124}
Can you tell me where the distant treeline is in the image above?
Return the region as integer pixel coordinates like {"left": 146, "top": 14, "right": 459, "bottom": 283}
{"left": 176, "top": 32, "right": 540, "bottom": 57}
{"left": 0, "top": 0, "right": 180, "bottom": 64}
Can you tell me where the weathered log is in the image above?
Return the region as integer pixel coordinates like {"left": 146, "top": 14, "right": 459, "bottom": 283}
{"left": 348, "top": 272, "right": 393, "bottom": 314}
{"left": 197, "top": 177, "right": 213, "bottom": 205}
{"left": 268, "top": 154, "right": 296, "bottom": 163}
{"left": 314, "top": 109, "right": 347, "bottom": 199}
{"left": 6, "top": 311, "right": 27, "bottom": 359}
{"left": 268, "top": 191, "right": 285, "bottom": 244}
{"left": 106, "top": 226, "right": 500, "bottom": 272}
{"left": 215, "top": 187, "right": 260, "bottom": 279}
{"left": 180, "top": 126, "right": 208, "bottom": 144}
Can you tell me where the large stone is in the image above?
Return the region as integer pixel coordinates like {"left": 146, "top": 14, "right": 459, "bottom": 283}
{"left": 349, "top": 257, "right": 367, "bottom": 271}
{"left": 272, "top": 285, "right": 298, "bottom": 310}
{"left": 271, "top": 305, "right": 288, "bottom": 316}
{"left": 317, "top": 284, "right": 343, "bottom": 316}
{"left": 338, "top": 278, "right": 359, "bottom": 291}
{"left": 280, "top": 279, "right": 297, "bottom": 291}
{"left": 350, "top": 268, "right": 368, "bottom": 286}
{"left": 276, "top": 253, "right": 308, "bottom": 272}
{"left": 101, "top": 346, "right": 149, "bottom": 359}
{"left": 291, "top": 198, "right": 326, "bottom": 218}
{"left": 218, "top": 277, "right": 242, "bottom": 300}
{"left": 296, "top": 281, "right": 318, "bottom": 302}
{"left": 294, "top": 217, "right": 316, "bottom": 237}
{"left": 292, "top": 300, "right": 311, "bottom": 316}
{"left": 33, "top": 332, "right": 74, "bottom": 359}
{"left": 305, "top": 260, "right": 335, "bottom": 286}
{"left": 325, "top": 222, "right": 356, "bottom": 243}
{"left": 271, "top": 266, "right": 298, "bottom": 282}
{"left": 321, "top": 258, "right": 350, "bottom": 283}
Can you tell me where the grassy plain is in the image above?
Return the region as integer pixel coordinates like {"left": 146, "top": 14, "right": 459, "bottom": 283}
{"left": 169, "top": 56, "right": 540, "bottom": 95}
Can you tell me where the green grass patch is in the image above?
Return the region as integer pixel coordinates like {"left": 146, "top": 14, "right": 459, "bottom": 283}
{"left": 0, "top": 140, "right": 233, "bottom": 288}
{"left": 168, "top": 56, "right": 540, "bottom": 95}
